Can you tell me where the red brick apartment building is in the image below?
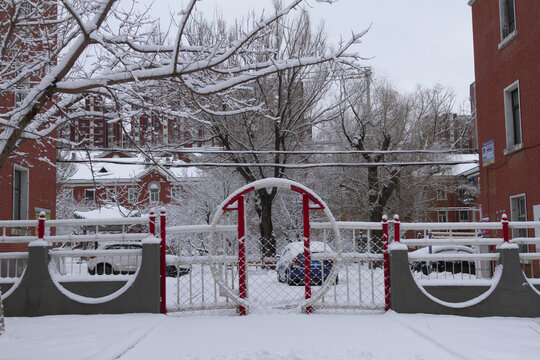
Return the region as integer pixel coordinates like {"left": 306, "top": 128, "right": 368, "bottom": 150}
{"left": 469, "top": 0, "right": 540, "bottom": 247}
{"left": 0, "top": 1, "right": 57, "bottom": 251}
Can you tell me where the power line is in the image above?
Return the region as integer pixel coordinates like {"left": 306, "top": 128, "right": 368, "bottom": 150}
{"left": 58, "top": 147, "right": 478, "bottom": 156}
{"left": 58, "top": 159, "right": 478, "bottom": 169}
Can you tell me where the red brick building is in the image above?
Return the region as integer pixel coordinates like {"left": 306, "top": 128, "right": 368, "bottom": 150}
{"left": 0, "top": 1, "right": 58, "bottom": 251}
{"left": 59, "top": 150, "right": 202, "bottom": 211}
{"left": 470, "top": 0, "right": 540, "bottom": 248}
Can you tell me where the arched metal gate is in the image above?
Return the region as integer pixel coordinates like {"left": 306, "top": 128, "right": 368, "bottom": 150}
{"left": 165, "top": 178, "right": 389, "bottom": 314}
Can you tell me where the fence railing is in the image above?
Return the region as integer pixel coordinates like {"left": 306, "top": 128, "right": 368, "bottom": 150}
{"left": 396, "top": 215, "right": 540, "bottom": 282}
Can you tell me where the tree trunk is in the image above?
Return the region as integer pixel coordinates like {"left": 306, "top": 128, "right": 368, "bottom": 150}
{"left": 256, "top": 189, "right": 277, "bottom": 259}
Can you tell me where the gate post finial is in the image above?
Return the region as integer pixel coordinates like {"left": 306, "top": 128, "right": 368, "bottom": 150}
{"left": 502, "top": 213, "right": 509, "bottom": 243}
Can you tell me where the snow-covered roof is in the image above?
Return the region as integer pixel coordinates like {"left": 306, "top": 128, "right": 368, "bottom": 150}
{"left": 439, "top": 154, "right": 479, "bottom": 177}
{"left": 74, "top": 204, "right": 140, "bottom": 219}
{"left": 62, "top": 150, "right": 203, "bottom": 184}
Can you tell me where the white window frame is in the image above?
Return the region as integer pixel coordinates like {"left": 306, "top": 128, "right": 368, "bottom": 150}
{"left": 459, "top": 210, "right": 470, "bottom": 222}
{"left": 503, "top": 81, "right": 523, "bottom": 153}
{"left": 171, "top": 187, "right": 182, "bottom": 202}
{"left": 498, "top": 0, "right": 517, "bottom": 48}
{"left": 438, "top": 211, "right": 448, "bottom": 223}
{"left": 13, "top": 165, "right": 29, "bottom": 220}
{"left": 128, "top": 188, "right": 138, "bottom": 204}
{"left": 84, "top": 189, "right": 95, "bottom": 202}
{"left": 510, "top": 193, "right": 528, "bottom": 252}
{"left": 149, "top": 182, "right": 160, "bottom": 203}
{"left": 106, "top": 188, "right": 117, "bottom": 202}
{"left": 437, "top": 189, "right": 447, "bottom": 201}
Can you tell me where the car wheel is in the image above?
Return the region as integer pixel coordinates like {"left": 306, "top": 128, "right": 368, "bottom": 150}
{"left": 166, "top": 266, "right": 177, "bottom": 277}
{"left": 96, "top": 263, "right": 113, "bottom": 275}
{"left": 88, "top": 267, "right": 95, "bottom": 275}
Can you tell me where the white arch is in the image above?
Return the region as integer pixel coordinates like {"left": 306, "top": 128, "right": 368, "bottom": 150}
{"left": 208, "top": 178, "right": 341, "bottom": 312}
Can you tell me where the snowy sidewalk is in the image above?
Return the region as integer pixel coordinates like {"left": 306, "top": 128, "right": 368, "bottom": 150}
{"left": 1, "top": 312, "right": 539, "bottom": 360}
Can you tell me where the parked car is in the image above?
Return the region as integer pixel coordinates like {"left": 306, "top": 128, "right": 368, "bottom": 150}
{"left": 87, "top": 242, "right": 189, "bottom": 277}
{"left": 276, "top": 241, "right": 338, "bottom": 286}
{"left": 409, "top": 245, "right": 476, "bottom": 275}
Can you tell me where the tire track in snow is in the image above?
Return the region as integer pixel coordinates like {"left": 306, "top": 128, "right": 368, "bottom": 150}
{"left": 391, "top": 316, "right": 483, "bottom": 360}
{"left": 113, "top": 317, "right": 165, "bottom": 360}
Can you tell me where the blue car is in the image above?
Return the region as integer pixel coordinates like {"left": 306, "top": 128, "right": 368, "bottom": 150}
{"left": 276, "top": 241, "right": 338, "bottom": 286}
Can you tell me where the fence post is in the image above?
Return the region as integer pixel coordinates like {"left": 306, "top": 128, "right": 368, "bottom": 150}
{"left": 160, "top": 210, "right": 167, "bottom": 314}
{"left": 393, "top": 214, "right": 400, "bottom": 243}
{"left": 502, "top": 213, "right": 509, "bottom": 243}
{"left": 0, "top": 290, "right": 4, "bottom": 335}
{"left": 149, "top": 210, "right": 156, "bottom": 236}
{"left": 382, "top": 215, "right": 390, "bottom": 311}
{"left": 303, "top": 194, "right": 312, "bottom": 314}
{"left": 237, "top": 195, "right": 247, "bottom": 316}
{"left": 38, "top": 211, "right": 46, "bottom": 239}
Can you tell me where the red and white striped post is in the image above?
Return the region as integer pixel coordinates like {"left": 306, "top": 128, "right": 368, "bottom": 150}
{"left": 302, "top": 194, "right": 312, "bottom": 314}
{"left": 160, "top": 210, "right": 167, "bottom": 314}
{"left": 149, "top": 210, "right": 156, "bottom": 236}
{"left": 502, "top": 213, "right": 509, "bottom": 243}
{"left": 38, "top": 211, "right": 46, "bottom": 240}
{"left": 237, "top": 195, "right": 247, "bottom": 316}
{"left": 393, "top": 214, "right": 400, "bottom": 243}
{"left": 382, "top": 215, "right": 390, "bottom": 311}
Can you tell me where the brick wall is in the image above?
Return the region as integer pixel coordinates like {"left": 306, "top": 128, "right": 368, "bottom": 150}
{"left": 471, "top": 0, "right": 540, "bottom": 239}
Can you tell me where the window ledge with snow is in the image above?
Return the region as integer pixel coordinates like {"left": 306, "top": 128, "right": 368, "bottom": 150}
{"left": 503, "top": 142, "right": 524, "bottom": 156}
{"left": 498, "top": 30, "right": 518, "bottom": 50}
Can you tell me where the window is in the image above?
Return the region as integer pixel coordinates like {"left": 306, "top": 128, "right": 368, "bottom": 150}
{"left": 148, "top": 182, "right": 160, "bottom": 203}
{"left": 510, "top": 194, "right": 527, "bottom": 251}
{"left": 13, "top": 167, "right": 29, "bottom": 220}
{"left": 459, "top": 210, "right": 470, "bottom": 222}
{"left": 438, "top": 211, "right": 448, "bottom": 223}
{"left": 14, "top": 76, "right": 30, "bottom": 108}
{"left": 499, "top": 0, "right": 516, "bottom": 40}
{"left": 128, "top": 188, "right": 138, "bottom": 204}
{"left": 85, "top": 189, "right": 95, "bottom": 202}
{"left": 437, "top": 189, "right": 447, "bottom": 201}
{"left": 503, "top": 81, "right": 522, "bottom": 151}
{"left": 106, "top": 188, "right": 116, "bottom": 202}
{"left": 171, "top": 187, "right": 181, "bottom": 202}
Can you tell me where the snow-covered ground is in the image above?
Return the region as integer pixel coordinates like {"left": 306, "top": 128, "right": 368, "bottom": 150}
{"left": 1, "top": 311, "right": 539, "bottom": 360}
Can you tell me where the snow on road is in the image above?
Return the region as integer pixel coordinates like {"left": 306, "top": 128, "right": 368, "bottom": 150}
{"left": 1, "top": 312, "right": 539, "bottom": 360}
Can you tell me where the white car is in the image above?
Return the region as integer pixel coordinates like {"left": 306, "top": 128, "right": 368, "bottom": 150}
{"left": 87, "top": 242, "right": 189, "bottom": 277}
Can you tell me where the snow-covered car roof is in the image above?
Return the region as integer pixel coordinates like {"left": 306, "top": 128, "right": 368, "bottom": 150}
{"left": 282, "top": 241, "right": 336, "bottom": 255}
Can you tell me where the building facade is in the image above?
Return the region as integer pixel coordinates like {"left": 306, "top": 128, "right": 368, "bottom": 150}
{"left": 0, "top": 1, "right": 58, "bottom": 251}
{"left": 470, "top": 0, "right": 540, "bottom": 247}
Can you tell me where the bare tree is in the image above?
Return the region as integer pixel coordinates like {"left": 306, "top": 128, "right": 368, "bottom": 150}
{"left": 0, "top": 0, "right": 363, "bottom": 169}
{"left": 183, "top": 7, "right": 347, "bottom": 258}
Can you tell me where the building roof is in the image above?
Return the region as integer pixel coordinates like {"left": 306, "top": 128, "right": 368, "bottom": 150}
{"left": 61, "top": 150, "right": 203, "bottom": 185}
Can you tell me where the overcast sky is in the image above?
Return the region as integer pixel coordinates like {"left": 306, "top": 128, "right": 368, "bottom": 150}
{"left": 149, "top": 0, "right": 474, "bottom": 112}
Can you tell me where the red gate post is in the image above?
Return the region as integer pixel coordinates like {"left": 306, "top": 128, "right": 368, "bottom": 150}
{"left": 237, "top": 195, "right": 247, "bottom": 316}
{"left": 393, "top": 215, "right": 400, "bottom": 243}
{"left": 302, "top": 194, "right": 313, "bottom": 314}
{"left": 382, "top": 215, "right": 390, "bottom": 311}
{"left": 160, "top": 210, "right": 167, "bottom": 314}
{"left": 502, "top": 214, "right": 509, "bottom": 243}
{"left": 38, "top": 211, "right": 46, "bottom": 239}
{"left": 149, "top": 210, "right": 156, "bottom": 236}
